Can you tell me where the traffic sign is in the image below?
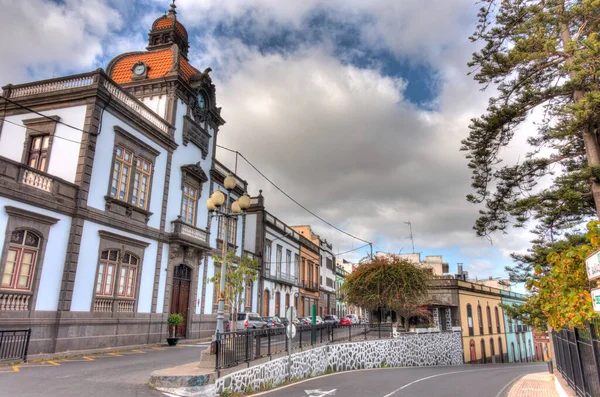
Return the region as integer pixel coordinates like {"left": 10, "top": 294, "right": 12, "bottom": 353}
{"left": 592, "top": 289, "right": 600, "bottom": 312}
{"left": 287, "top": 324, "right": 296, "bottom": 339}
{"left": 286, "top": 306, "right": 297, "bottom": 322}
{"left": 586, "top": 250, "right": 600, "bottom": 281}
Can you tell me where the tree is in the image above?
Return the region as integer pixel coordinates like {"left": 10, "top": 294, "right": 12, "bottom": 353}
{"left": 209, "top": 251, "right": 258, "bottom": 332}
{"left": 341, "top": 255, "right": 432, "bottom": 323}
{"left": 462, "top": 0, "right": 600, "bottom": 241}
{"left": 521, "top": 220, "right": 600, "bottom": 330}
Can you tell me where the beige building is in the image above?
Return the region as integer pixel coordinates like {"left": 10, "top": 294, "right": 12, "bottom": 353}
{"left": 375, "top": 252, "right": 449, "bottom": 276}
{"left": 470, "top": 276, "right": 511, "bottom": 292}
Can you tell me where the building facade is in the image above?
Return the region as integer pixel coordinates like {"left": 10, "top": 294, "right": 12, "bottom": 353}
{"left": 292, "top": 226, "right": 321, "bottom": 317}
{"left": 243, "top": 193, "right": 301, "bottom": 318}
{"left": 501, "top": 291, "right": 535, "bottom": 363}
{"left": 335, "top": 264, "right": 348, "bottom": 317}
{"left": 319, "top": 240, "right": 335, "bottom": 317}
{"left": 0, "top": 4, "right": 253, "bottom": 352}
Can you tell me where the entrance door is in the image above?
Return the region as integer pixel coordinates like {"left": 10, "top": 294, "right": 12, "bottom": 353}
{"left": 470, "top": 340, "right": 476, "bottom": 363}
{"left": 490, "top": 338, "right": 496, "bottom": 363}
{"left": 170, "top": 264, "right": 191, "bottom": 338}
{"left": 498, "top": 337, "right": 504, "bottom": 363}
{"left": 481, "top": 340, "right": 487, "bottom": 364}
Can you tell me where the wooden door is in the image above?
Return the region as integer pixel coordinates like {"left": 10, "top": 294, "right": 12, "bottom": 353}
{"left": 481, "top": 340, "right": 487, "bottom": 364}
{"left": 170, "top": 264, "right": 191, "bottom": 338}
{"left": 470, "top": 340, "right": 476, "bottom": 363}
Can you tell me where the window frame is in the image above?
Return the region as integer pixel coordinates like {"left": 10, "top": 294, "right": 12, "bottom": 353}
{"left": 467, "top": 304, "right": 474, "bottom": 336}
{"left": 91, "top": 230, "right": 149, "bottom": 313}
{"left": 477, "top": 304, "right": 484, "bottom": 335}
{"left": 486, "top": 305, "right": 492, "bottom": 334}
{"left": 276, "top": 245, "right": 282, "bottom": 275}
{"left": 20, "top": 116, "right": 59, "bottom": 175}
{"left": 1, "top": 230, "right": 40, "bottom": 291}
{"left": 0, "top": 207, "right": 58, "bottom": 312}
{"left": 495, "top": 307, "right": 501, "bottom": 334}
{"left": 264, "top": 240, "right": 272, "bottom": 274}
{"left": 106, "top": 126, "right": 160, "bottom": 217}
{"left": 181, "top": 183, "right": 198, "bottom": 226}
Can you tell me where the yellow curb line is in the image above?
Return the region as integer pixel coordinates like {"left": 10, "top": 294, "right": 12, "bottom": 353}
{"left": 83, "top": 356, "right": 94, "bottom": 361}
{"left": 46, "top": 361, "right": 60, "bottom": 366}
{"left": 12, "top": 366, "right": 19, "bottom": 372}
{"left": 107, "top": 353, "right": 122, "bottom": 357}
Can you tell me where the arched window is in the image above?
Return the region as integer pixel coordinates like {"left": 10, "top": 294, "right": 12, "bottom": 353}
{"left": 494, "top": 307, "right": 501, "bottom": 333}
{"left": 96, "top": 250, "right": 139, "bottom": 298}
{"left": 481, "top": 339, "right": 487, "bottom": 364}
{"left": 467, "top": 304, "right": 474, "bottom": 336}
{"left": 2, "top": 230, "right": 40, "bottom": 291}
{"left": 490, "top": 338, "right": 495, "bottom": 363}
{"left": 275, "top": 291, "right": 281, "bottom": 316}
{"left": 498, "top": 337, "right": 504, "bottom": 363}
{"left": 477, "top": 304, "right": 484, "bottom": 335}
{"left": 263, "top": 289, "right": 270, "bottom": 316}
{"left": 469, "top": 339, "right": 476, "bottom": 363}
{"left": 486, "top": 305, "right": 492, "bottom": 334}
{"left": 508, "top": 317, "right": 513, "bottom": 333}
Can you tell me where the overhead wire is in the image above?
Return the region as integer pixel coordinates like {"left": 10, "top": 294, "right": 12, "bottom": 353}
{"left": 0, "top": 118, "right": 82, "bottom": 144}
{"left": 216, "top": 144, "right": 373, "bottom": 248}
{"left": 0, "top": 95, "right": 86, "bottom": 133}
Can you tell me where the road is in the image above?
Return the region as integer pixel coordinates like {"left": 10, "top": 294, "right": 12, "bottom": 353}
{"left": 0, "top": 342, "right": 210, "bottom": 397}
{"left": 258, "top": 363, "right": 547, "bottom": 397}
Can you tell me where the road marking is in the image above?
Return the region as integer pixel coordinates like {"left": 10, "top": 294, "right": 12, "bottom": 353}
{"left": 305, "top": 389, "right": 336, "bottom": 396}
{"left": 151, "top": 347, "right": 166, "bottom": 350}
{"left": 494, "top": 374, "right": 524, "bottom": 397}
{"left": 83, "top": 356, "right": 94, "bottom": 361}
{"left": 12, "top": 366, "right": 19, "bottom": 372}
{"left": 107, "top": 353, "right": 122, "bottom": 357}
{"left": 46, "top": 361, "right": 60, "bottom": 366}
{"left": 381, "top": 367, "right": 535, "bottom": 397}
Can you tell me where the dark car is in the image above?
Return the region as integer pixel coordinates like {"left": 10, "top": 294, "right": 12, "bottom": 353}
{"left": 323, "top": 315, "right": 339, "bottom": 325}
{"left": 262, "top": 316, "right": 284, "bottom": 328}
{"left": 275, "top": 316, "right": 289, "bottom": 327}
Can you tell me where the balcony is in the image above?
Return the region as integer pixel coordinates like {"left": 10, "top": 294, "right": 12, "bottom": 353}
{"left": 300, "top": 279, "right": 319, "bottom": 292}
{"left": 266, "top": 270, "right": 298, "bottom": 286}
{"left": 0, "top": 156, "right": 78, "bottom": 210}
{"left": 170, "top": 218, "right": 211, "bottom": 249}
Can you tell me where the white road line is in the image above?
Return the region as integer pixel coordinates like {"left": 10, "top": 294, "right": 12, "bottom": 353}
{"left": 381, "top": 366, "right": 541, "bottom": 397}
{"left": 494, "top": 374, "right": 525, "bottom": 397}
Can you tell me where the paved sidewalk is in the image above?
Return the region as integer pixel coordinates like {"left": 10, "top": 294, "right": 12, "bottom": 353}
{"left": 508, "top": 372, "right": 559, "bottom": 397}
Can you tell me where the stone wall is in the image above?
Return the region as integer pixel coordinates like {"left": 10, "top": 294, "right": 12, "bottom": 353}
{"left": 216, "top": 331, "right": 463, "bottom": 394}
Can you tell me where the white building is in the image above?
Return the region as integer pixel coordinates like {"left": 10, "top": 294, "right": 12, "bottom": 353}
{"left": 0, "top": 4, "right": 250, "bottom": 353}
{"left": 375, "top": 252, "right": 449, "bottom": 276}
{"left": 319, "top": 240, "right": 336, "bottom": 317}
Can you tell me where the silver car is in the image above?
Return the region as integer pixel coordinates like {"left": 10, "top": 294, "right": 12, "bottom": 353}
{"left": 236, "top": 312, "right": 267, "bottom": 330}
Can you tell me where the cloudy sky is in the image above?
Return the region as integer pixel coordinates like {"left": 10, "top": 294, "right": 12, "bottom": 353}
{"left": 0, "top": 0, "right": 536, "bottom": 284}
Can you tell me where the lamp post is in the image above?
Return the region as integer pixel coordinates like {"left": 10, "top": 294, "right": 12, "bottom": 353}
{"left": 206, "top": 174, "right": 251, "bottom": 338}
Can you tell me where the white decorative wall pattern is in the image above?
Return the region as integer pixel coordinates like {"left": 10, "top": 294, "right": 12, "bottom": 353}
{"left": 215, "top": 331, "right": 462, "bottom": 394}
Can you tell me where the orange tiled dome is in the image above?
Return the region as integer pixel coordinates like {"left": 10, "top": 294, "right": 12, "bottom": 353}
{"left": 153, "top": 14, "right": 188, "bottom": 39}
{"left": 107, "top": 46, "right": 200, "bottom": 84}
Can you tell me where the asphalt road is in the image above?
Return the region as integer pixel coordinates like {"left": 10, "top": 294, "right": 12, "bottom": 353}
{"left": 258, "top": 363, "right": 547, "bottom": 397}
{"left": 0, "top": 342, "right": 210, "bottom": 397}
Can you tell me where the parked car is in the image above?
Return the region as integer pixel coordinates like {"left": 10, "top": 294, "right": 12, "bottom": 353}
{"left": 292, "top": 318, "right": 301, "bottom": 325}
{"left": 299, "top": 317, "right": 313, "bottom": 325}
{"left": 262, "top": 316, "right": 285, "bottom": 328}
{"left": 323, "top": 315, "right": 339, "bottom": 325}
{"left": 315, "top": 315, "right": 324, "bottom": 324}
{"left": 359, "top": 317, "right": 367, "bottom": 324}
{"left": 346, "top": 314, "right": 360, "bottom": 324}
{"left": 237, "top": 312, "right": 267, "bottom": 329}
{"left": 275, "top": 316, "right": 289, "bottom": 327}
{"left": 339, "top": 317, "right": 353, "bottom": 325}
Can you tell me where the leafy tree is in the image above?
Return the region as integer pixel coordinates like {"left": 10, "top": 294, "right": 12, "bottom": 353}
{"left": 210, "top": 251, "right": 258, "bottom": 332}
{"left": 515, "top": 220, "right": 600, "bottom": 330}
{"left": 341, "top": 255, "right": 432, "bottom": 323}
{"left": 462, "top": 0, "right": 600, "bottom": 241}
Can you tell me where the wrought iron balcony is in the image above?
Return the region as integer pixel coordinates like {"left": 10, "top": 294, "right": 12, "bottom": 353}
{"left": 300, "top": 279, "right": 319, "bottom": 292}
{"left": 266, "top": 269, "right": 298, "bottom": 286}
{"left": 170, "top": 218, "right": 211, "bottom": 249}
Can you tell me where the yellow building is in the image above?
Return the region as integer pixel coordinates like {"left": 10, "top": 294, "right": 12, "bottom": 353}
{"left": 292, "top": 226, "right": 321, "bottom": 317}
{"left": 457, "top": 281, "right": 507, "bottom": 364}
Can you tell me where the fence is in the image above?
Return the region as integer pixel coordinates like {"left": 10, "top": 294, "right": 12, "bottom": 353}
{"left": 0, "top": 329, "right": 31, "bottom": 363}
{"left": 553, "top": 321, "right": 600, "bottom": 397}
{"left": 215, "top": 323, "right": 394, "bottom": 372}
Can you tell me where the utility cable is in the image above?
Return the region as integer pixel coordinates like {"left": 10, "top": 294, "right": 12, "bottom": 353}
{"left": 216, "top": 144, "right": 373, "bottom": 246}
{"left": 0, "top": 118, "right": 82, "bottom": 144}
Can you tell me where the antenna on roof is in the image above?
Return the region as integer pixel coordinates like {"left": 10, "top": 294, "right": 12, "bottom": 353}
{"left": 405, "top": 221, "right": 415, "bottom": 253}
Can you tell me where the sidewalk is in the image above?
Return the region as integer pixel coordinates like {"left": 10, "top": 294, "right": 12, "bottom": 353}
{"left": 507, "top": 372, "right": 571, "bottom": 397}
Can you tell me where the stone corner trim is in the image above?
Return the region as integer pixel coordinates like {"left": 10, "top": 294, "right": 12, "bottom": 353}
{"left": 215, "top": 331, "right": 463, "bottom": 395}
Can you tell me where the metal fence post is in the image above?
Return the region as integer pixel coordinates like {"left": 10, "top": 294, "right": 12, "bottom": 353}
{"left": 573, "top": 327, "right": 587, "bottom": 396}
{"left": 268, "top": 330, "right": 272, "bottom": 358}
{"left": 349, "top": 325, "right": 352, "bottom": 342}
{"left": 299, "top": 326, "right": 303, "bottom": 349}
{"left": 379, "top": 322, "right": 381, "bottom": 339}
{"left": 215, "top": 331, "right": 220, "bottom": 372}
{"left": 588, "top": 322, "right": 600, "bottom": 394}
{"left": 364, "top": 324, "right": 367, "bottom": 340}
{"left": 245, "top": 330, "right": 250, "bottom": 362}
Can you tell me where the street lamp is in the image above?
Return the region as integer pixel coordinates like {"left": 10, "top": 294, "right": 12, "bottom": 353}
{"left": 206, "top": 174, "right": 251, "bottom": 338}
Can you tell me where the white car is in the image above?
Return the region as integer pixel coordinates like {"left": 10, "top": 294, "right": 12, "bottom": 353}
{"left": 346, "top": 314, "right": 360, "bottom": 324}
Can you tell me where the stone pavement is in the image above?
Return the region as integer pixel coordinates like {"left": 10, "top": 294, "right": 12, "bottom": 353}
{"left": 507, "top": 372, "right": 560, "bottom": 397}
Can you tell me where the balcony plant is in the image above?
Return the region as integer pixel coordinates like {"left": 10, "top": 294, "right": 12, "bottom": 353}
{"left": 167, "top": 313, "right": 184, "bottom": 346}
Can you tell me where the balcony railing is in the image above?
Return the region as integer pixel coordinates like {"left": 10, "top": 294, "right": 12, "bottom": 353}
{"left": 300, "top": 279, "right": 319, "bottom": 292}
{"left": 0, "top": 293, "right": 31, "bottom": 311}
{"left": 22, "top": 169, "right": 52, "bottom": 192}
{"left": 170, "top": 218, "right": 210, "bottom": 248}
{"left": 268, "top": 270, "right": 298, "bottom": 285}
{"left": 2, "top": 71, "right": 173, "bottom": 137}
{"left": 93, "top": 298, "right": 135, "bottom": 313}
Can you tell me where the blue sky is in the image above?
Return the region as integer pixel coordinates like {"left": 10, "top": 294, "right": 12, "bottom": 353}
{"left": 0, "top": 0, "right": 535, "bottom": 288}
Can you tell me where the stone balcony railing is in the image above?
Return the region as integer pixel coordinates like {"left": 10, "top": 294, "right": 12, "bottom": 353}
{"left": 0, "top": 293, "right": 31, "bottom": 311}
{"left": 267, "top": 270, "right": 298, "bottom": 286}
{"left": 93, "top": 298, "right": 135, "bottom": 313}
{"left": 170, "top": 218, "right": 211, "bottom": 249}
{"left": 2, "top": 70, "right": 173, "bottom": 137}
{"left": 0, "top": 156, "right": 79, "bottom": 209}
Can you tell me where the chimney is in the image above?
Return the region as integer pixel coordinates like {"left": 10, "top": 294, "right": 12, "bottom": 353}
{"left": 489, "top": 276, "right": 493, "bottom": 281}
{"left": 457, "top": 264, "right": 463, "bottom": 275}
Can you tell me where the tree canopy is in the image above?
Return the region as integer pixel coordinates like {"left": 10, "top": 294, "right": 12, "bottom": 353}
{"left": 341, "top": 255, "right": 431, "bottom": 319}
{"left": 463, "top": 0, "right": 600, "bottom": 243}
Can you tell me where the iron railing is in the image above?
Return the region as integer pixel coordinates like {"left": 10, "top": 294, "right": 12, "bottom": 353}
{"left": 553, "top": 320, "right": 600, "bottom": 397}
{"left": 0, "top": 329, "right": 31, "bottom": 363}
{"left": 215, "top": 323, "right": 397, "bottom": 373}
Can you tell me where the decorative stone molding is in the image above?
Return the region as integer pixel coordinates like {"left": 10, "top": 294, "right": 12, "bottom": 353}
{"left": 182, "top": 116, "right": 210, "bottom": 159}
